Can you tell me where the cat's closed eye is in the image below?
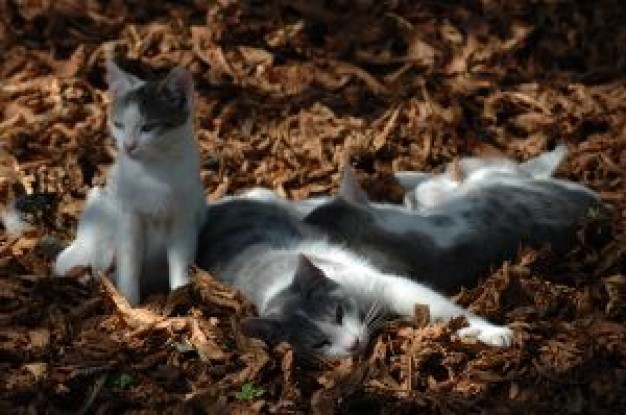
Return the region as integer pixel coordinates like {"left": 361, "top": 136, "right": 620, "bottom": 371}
{"left": 141, "top": 122, "right": 160, "bottom": 133}
{"left": 335, "top": 304, "right": 344, "bottom": 324}
{"left": 312, "top": 339, "right": 331, "bottom": 349}
{"left": 113, "top": 121, "right": 123, "bottom": 129}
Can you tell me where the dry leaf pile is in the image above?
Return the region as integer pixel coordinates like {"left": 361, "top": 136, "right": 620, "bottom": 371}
{"left": 1, "top": 1, "right": 625, "bottom": 413}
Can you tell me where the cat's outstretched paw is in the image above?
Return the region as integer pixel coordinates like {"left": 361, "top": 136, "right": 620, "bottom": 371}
{"left": 456, "top": 323, "right": 514, "bottom": 347}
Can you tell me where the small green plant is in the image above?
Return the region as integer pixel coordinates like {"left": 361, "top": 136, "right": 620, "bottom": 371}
{"left": 106, "top": 372, "right": 134, "bottom": 390}
{"left": 235, "top": 382, "right": 265, "bottom": 401}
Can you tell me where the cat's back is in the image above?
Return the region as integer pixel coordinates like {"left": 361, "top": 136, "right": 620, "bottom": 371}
{"left": 413, "top": 178, "right": 600, "bottom": 282}
{"left": 304, "top": 176, "right": 601, "bottom": 293}
{"left": 304, "top": 198, "right": 447, "bottom": 287}
{"left": 432, "top": 177, "right": 599, "bottom": 235}
{"left": 196, "top": 199, "right": 312, "bottom": 274}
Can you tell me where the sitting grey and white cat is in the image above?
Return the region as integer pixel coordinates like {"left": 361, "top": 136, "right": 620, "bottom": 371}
{"left": 304, "top": 158, "right": 600, "bottom": 294}
{"left": 395, "top": 144, "right": 568, "bottom": 211}
{"left": 196, "top": 199, "right": 514, "bottom": 359}
{"left": 54, "top": 61, "right": 206, "bottom": 305}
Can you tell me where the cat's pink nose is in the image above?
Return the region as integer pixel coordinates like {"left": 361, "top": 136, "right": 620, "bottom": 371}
{"left": 348, "top": 337, "right": 362, "bottom": 353}
{"left": 124, "top": 141, "right": 138, "bottom": 153}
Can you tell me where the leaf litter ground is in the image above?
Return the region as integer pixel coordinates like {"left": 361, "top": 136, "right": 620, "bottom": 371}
{"left": 0, "top": 1, "right": 624, "bottom": 413}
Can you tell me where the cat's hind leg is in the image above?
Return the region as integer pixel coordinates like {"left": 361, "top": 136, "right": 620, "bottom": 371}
{"left": 394, "top": 171, "right": 461, "bottom": 211}
{"left": 54, "top": 186, "right": 115, "bottom": 276}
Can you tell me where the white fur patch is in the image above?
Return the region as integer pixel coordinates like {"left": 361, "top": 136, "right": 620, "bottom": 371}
{"left": 54, "top": 187, "right": 116, "bottom": 276}
{"left": 457, "top": 320, "right": 514, "bottom": 347}
{"left": 1, "top": 202, "right": 32, "bottom": 237}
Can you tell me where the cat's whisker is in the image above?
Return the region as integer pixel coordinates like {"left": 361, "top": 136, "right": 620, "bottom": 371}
{"left": 367, "top": 311, "right": 389, "bottom": 332}
{"left": 366, "top": 300, "right": 388, "bottom": 327}
{"left": 363, "top": 299, "right": 381, "bottom": 325}
{"left": 367, "top": 299, "right": 386, "bottom": 324}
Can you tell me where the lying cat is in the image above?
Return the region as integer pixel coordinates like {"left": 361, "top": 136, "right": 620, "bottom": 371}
{"left": 239, "top": 146, "right": 569, "bottom": 217}
{"left": 54, "top": 60, "right": 206, "bottom": 305}
{"left": 304, "top": 159, "right": 600, "bottom": 294}
{"left": 196, "top": 198, "right": 514, "bottom": 359}
{"left": 395, "top": 144, "right": 568, "bottom": 211}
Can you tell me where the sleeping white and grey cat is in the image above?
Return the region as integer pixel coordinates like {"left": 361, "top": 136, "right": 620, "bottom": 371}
{"left": 196, "top": 198, "right": 514, "bottom": 359}
{"left": 239, "top": 145, "right": 569, "bottom": 217}
{"left": 304, "top": 155, "right": 601, "bottom": 294}
{"left": 54, "top": 61, "right": 206, "bottom": 305}
{"left": 395, "top": 144, "right": 568, "bottom": 211}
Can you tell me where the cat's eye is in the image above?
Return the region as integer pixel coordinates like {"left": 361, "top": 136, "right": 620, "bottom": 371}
{"left": 312, "top": 339, "right": 331, "bottom": 349}
{"left": 113, "top": 121, "right": 123, "bottom": 129}
{"left": 141, "top": 123, "right": 159, "bottom": 133}
{"left": 335, "top": 305, "right": 344, "bottom": 325}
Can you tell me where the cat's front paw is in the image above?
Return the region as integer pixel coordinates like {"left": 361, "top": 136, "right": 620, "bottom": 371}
{"left": 456, "top": 322, "right": 513, "bottom": 347}
{"left": 54, "top": 245, "right": 83, "bottom": 276}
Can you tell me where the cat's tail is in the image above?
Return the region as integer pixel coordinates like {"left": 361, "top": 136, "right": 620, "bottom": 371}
{"left": 54, "top": 186, "right": 116, "bottom": 276}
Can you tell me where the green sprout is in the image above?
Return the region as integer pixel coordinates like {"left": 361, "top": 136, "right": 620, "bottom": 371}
{"left": 106, "top": 372, "right": 134, "bottom": 390}
{"left": 235, "top": 382, "right": 265, "bottom": 401}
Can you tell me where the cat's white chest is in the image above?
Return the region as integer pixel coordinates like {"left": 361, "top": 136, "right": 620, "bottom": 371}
{"left": 112, "top": 159, "right": 186, "bottom": 220}
{"left": 123, "top": 177, "right": 174, "bottom": 219}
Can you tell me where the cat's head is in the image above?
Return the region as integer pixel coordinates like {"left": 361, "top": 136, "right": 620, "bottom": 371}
{"left": 241, "top": 254, "right": 368, "bottom": 358}
{"left": 458, "top": 144, "right": 568, "bottom": 181}
{"left": 105, "top": 60, "right": 194, "bottom": 160}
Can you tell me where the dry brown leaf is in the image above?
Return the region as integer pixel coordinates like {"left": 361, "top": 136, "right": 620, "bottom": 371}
{"left": 1, "top": 0, "right": 625, "bottom": 412}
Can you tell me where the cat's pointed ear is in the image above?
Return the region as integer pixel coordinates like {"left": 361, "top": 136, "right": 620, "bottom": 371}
{"left": 164, "top": 67, "right": 194, "bottom": 109}
{"left": 241, "top": 317, "right": 283, "bottom": 344}
{"left": 520, "top": 144, "right": 568, "bottom": 178}
{"left": 339, "top": 166, "right": 369, "bottom": 206}
{"left": 294, "top": 254, "right": 328, "bottom": 298}
{"left": 105, "top": 59, "right": 141, "bottom": 99}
